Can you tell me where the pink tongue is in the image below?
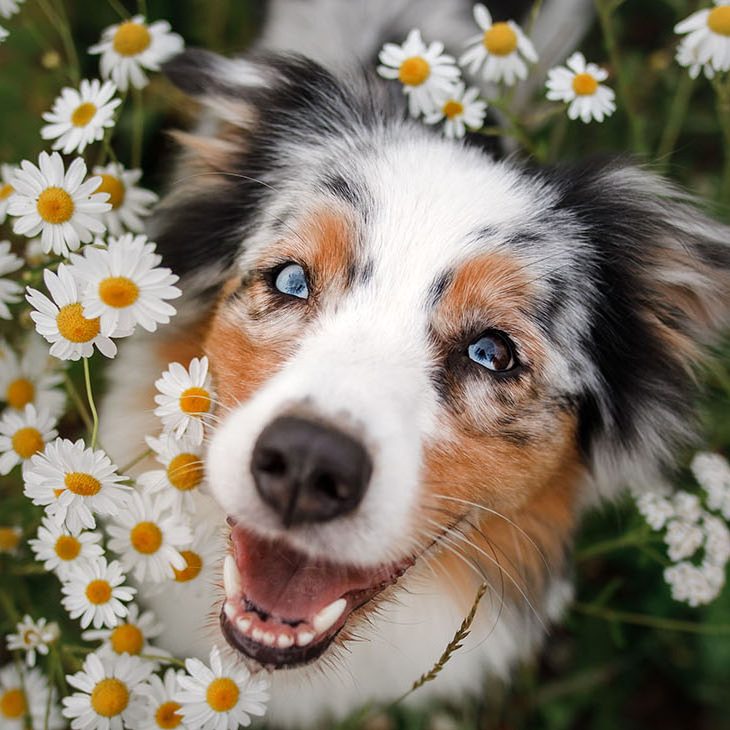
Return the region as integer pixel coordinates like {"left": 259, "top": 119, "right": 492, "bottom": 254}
{"left": 231, "top": 526, "right": 377, "bottom": 622}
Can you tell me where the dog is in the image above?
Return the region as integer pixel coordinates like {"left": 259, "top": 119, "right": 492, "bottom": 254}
{"left": 100, "top": 1, "right": 730, "bottom": 726}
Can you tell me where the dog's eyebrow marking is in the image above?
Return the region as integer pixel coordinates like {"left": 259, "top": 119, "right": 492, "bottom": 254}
{"left": 320, "top": 174, "right": 367, "bottom": 215}
{"left": 428, "top": 270, "right": 453, "bottom": 308}
{"left": 473, "top": 225, "right": 546, "bottom": 251}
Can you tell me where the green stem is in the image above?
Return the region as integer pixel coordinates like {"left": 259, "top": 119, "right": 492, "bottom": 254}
{"left": 712, "top": 77, "right": 730, "bottom": 204}
{"left": 119, "top": 447, "right": 153, "bottom": 475}
{"left": 82, "top": 358, "right": 99, "bottom": 449}
{"left": 132, "top": 87, "right": 145, "bottom": 169}
{"left": 63, "top": 372, "right": 94, "bottom": 435}
{"left": 0, "top": 588, "right": 19, "bottom": 623}
{"left": 656, "top": 73, "right": 694, "bottom": 170}
{"left": 575, "top": 526, "right": 652, "bottom": 561}
{"left": 107, "top": 0, "right": 131, "bottom": 19}
{"left": 138, "top": 0, "right": 148, "bottom": 17}
{"left": 37, "top": 0, "right": 80, "bottom": 84}
{"left": 573, "top": 601, "right": 730, "bottom": 635}
{"left": 140, "top": 653, "right": 187, "bottom": 668}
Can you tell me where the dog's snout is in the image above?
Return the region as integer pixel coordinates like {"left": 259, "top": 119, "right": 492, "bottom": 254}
{"left": 251, "top": 416, "right": 372, "bottom": 526}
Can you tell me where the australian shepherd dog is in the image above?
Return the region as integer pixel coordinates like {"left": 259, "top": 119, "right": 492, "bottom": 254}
{"left": 101, "top": 0, "right": 730, "bottom": 725}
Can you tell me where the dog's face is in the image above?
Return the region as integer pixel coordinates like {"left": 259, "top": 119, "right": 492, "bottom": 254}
{"left": 157, "top": 50, "right": 730, "bottom": 669}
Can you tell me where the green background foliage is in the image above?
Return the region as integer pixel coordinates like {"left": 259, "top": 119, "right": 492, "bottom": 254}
{"left": 0, "top": 1, "right": 729, "bottom": 729}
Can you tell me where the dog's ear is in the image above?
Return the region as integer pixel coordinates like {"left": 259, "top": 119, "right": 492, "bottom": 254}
{"left": 553, "top": 162, "right": 730, "bottom": 497}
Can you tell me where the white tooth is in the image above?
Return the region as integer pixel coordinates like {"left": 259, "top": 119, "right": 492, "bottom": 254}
{"left": 296, "top": 630, "right": 315, "bottom": 647}
{"left": 252, "top": 628, "right": 264, "bottom": 641}
{"left": 312, "top": 598, "right": 347, "bottom": 635}
{"left": 263, "top": 632, "right": 276, "bottom": 646}
{"left": 223, "top": 602, "right": 236, "bottom": 621}
{"left": 222, "top": 555, "right": 241, "bottom": 599}
{"left": 277, "top": 634, "right": 294, "bottom": 649}
{"left": 236, "top": 616, "right": 251, "bottom": 633}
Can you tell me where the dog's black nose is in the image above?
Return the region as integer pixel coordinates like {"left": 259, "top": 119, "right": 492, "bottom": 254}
{"left": 251, "top": 416, "right": 372, "bottom": 526}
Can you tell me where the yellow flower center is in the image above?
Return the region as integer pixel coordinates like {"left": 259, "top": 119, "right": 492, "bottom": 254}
{"left": 0, "top": 183, "right": 13, "bottom": 201}
{"left": 179, "top": 387, "right": 211, "bottom": 415}
{"left": 85, "top": 579, "right": 112, "bottom": 605}
{"left": 11, "top": 427, "right": 43, "bottom": 459}
{"left": 0, "top": 688, "right": 26, "bottom": 719}
{"left": 90, "top": 678, "right": 129, "bottom": 718}
{"left": 56, "top": 303, "right": 101, "bottom": 343}
{"left": 113, "top": 21, "right": 151, "bottom": 56}
{"left": 22, "top": 628, "right": 40, "bottom": 644}
{"left": 36, "top": 186, "right": 75, "bottom": 225}
{"left": 572, "top": 72, "right": 598, "bottom": 96}
{"left": 130, "top": 521, "right": 162, "bottom": 554}
{"left": 443, "top": 100, "right": 464, "bottom": 119}
{"left": 5, "top": 378, "right": 35, "bottom": 409}
{"left": 156, "top": 701, "right": 184, "bottom": 729}
{"left": 98, "top": 276, "right": 139, "bottom": 308}
{"left": 483, "top": 22, "right": 518, "bottom": 56}
{"left": 167, "top": 453, "right": 203, "bottom": 491}
{"left": 206, "top": 677, "right": 239, "bottom": 713}
{"left": 398, "top": 56, "right": 431, "bottom": 86}
{"left": 71, "top": 102, "right": 97, "bottom": 127}
{"left": 110, "top": 623, "right": 144, "bottom": 655}
{"left": 708, "top": 5, "right": 730, "bottom": 35}
{"left": 96, "top": 174, "right": 126, "bottom": 209}
{"left": 0, "top": 528, "right": 20, "bottom": 552}
{"left": 55, "top": 534, "right": 81, "bottom": 560}
{"left": 173, "top": 549, "right": 202, "bottom": 582}
{"left": 65, "top": 471, "right": 102, "bottom": 496}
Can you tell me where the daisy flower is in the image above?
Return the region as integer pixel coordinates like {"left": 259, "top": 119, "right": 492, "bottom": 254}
{"left": 6, "top": 614, "right": 60, "bottom": 667}
{"left": 28, "top": 515, "right": 104, "bottom": 579}
{"left": 0, "top": 0, "right": 23, "bottom": 18}
{"left": 676, "top": 38, "right": 715, "bottom": 79}
{"left": 377, "top": 29, "right": 461, "bottom": 117}
{"left": 170, "top": 518, "right": 225, "bottom": 598}
{"left": 0, "top": 525, "right": 22, "bottom": 553}
{"left": 138, "top": 432, "right": 206, "bottom": 513}
{"left": 61, "top": 557, "right": 136, "bottom": 629}
{"left": 7, "top": 152, "right": 110, "bottom": 257}
{"left": 82, "top": 604, "right": 169, "bottom": 663}
{"left": 154, "top": 357, "right": 215, "bottom": 445}
{"left": 675, "top": 1, "right": 730, "bottom": 77}
{"left": 0, "top": 164, "right": 18, "bottom": 224}
{"left": 0, "top": 334, "right": 65, "bottom": 416}
{"left": 41, "top": 79, "right": 121, "bottom": 155}
{"left": 93, "top": 163, "right": 158, "bottom": 235}
{"left": 424, "top": 82, "right": 488, "bottom": 138}
{"left": 24, "top": 437, "right": 130, "bottom": 533}
{"left": 137, "top": 668, "right": 186, "bottom": 730}
{"left": 546, "top": 52, "right": 616, "bottom": 123}
{"left": 106, "top": 491, "right": 192, "bottom": 583}
{"left": 89, "top": 14, "right": 184, "bottom": 92}
{"left": 62, "top": 652, "right": 152, "bottom": 730}
{"left": 71, "top": 233, "right": 181, "bottom": 336}
{"left": 176, "top": 645, "right": 269, "bottom": 730}
{"left": 459, "top": 4, "right": 538, "bottom": 86}
{"left": 26, "top": 264, "right": 120, "bottom": 361}
{"left": 0, "top": 240, "right": 23, "bottom": 319}
{"left": 0, "top": 404, "right": 57, "bottom": 475}
{"left": 0, "top": 664, "right": 64, "bottom": 730}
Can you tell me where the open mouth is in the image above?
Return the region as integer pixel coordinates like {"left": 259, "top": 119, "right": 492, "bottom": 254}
{"left": 220, "top": 523, "right": 414, "bottom": 668}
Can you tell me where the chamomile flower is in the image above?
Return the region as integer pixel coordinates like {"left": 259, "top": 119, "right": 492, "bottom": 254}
{"left": 82, "top": 604, "right": 168, "bottom": 663}
{"left": 170, "top": 518, "right": 225, "bottom": 598}
{"left": 176, "top": 645, "right": 269, "bottom": 730}
{"left": 93, "top": 163, "right": 158, "bottom": 235}
{"left": 691, "top": 451, "right": 730, "bottom": 519}
{"left": 459, "top": 4, "right": 538, "bottom": 86}
{"left": 546, "top": 52, "right": 616, "bottom": 123}
{"left": 0, "top": 164, "right": 18, "bottom": 224}
{"left": 6, "top": 614, "right": 60, "bottom": 667}
{"left": 377, "top": 29, "right": 461, "bottom": 117}
{"left": 0, "top": 525, "right": 22, "bottom": 553}
{"left": 106, "top": 491, "right": 192, "bottom": 583}
{"left": 71, "top": 233, "right": 181, "bottom": 336}
{"left": 61, "top": 557, "right": 136, "bottom": 629}
{"left": 675, "top": 1, "right": 730, "bottom": 77}
{"left": 0, "top": 240, "right": 23, "bottom": 319}
{"left": 0, "top": 0, "right": 23, "bottom": 19}
{"left": 28, "top": 515, "right": 104, "bottom": 579}
{"left": 24, "top": 437, "right": 130, "bottom": 533}
{"left": 26, "top": 264, "right": 119, "bottom": 361}
{"left": 138, "top": 432, "right": 206, "bottom": 513}
{"left": 0, "top": 335, "right": 65, "bottom": 415}
{"left": 62, "top": 652, "right": 152, "bottom": 730}
{"left": 154, "top": 357, "right": 215, "bottom": 445}
{"left": 676, "top": 37, "right": 716, "bottom": 79}
{"left": 0, "top": 664, "right": 64, "bottom": 730}
{"left": 41, "top": 79, "right": 121, "bottom": 155}
{"left": 7, "top": 152, "right": 110, "bottom": 257}
{"left": 137, "top": 668, "right": 186, "bottom": 730}
{"left": 89, "top": 14, "right": 184, "bottom": 92}
{"left": 0, "top": 404, "right": 57, "bottom": 474}
{"left": 424, "top": 82, "right": 488, "bottom": 139}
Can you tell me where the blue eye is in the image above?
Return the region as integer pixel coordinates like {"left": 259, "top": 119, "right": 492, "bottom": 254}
{"left": 467, "top": 331, "right": 516, "bottom": 372}
{"left": 274, "top": 263, "right": 309, "bottom": 300}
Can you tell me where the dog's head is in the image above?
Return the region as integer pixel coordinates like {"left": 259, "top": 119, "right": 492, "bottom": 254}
{"left": 156, "top": 49, "right": 730, "bottom": 669}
